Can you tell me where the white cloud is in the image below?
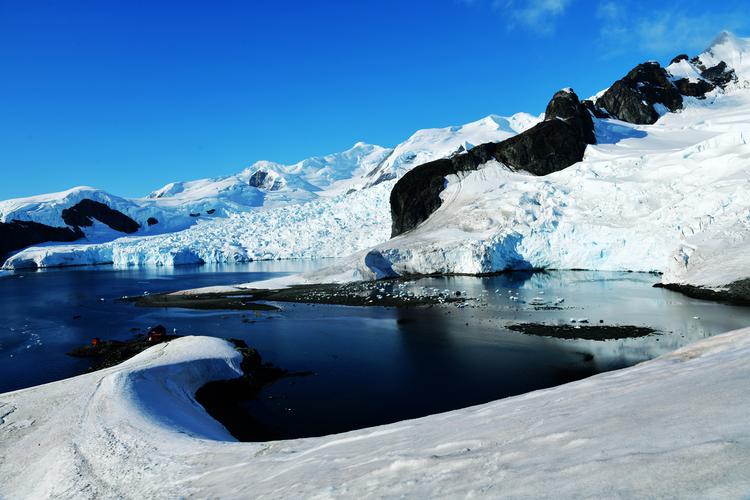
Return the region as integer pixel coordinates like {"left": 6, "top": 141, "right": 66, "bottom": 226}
{"left": 594, "top": 1, "right": 749, "bottom": 59}
{"left": 595, "top": 1, "right": 622, "bottom": 22}
{"left": 510, "top": 0, "right": 573, "bottom": 33}
{"left": 636, "top": 12, "right": 743, "bottom": 54}
{"left": 465, "top": 0, "right": 574, "bottom": 35}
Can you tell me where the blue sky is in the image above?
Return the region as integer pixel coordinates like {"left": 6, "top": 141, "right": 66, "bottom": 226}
{"left": 1, "top": 0, "right": 748, "bottom": 199}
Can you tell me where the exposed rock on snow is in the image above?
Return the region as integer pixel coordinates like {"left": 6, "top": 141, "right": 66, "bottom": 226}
{"left": 596, "top": 61, "right": 683, "bottom": 124}
{"left": 1, "top": 330, "right": 750, "bottom": 497}
{"left": 389, "top": 89, "right": 595, "bottom": 237}
{"left": 0, "top": 220, "right": 83, "bottom": 260}
{"left": 363, "top": 113, "right": 540, "bottom": 188}
{"left": 61, "top": 199, "right": 140, "bottom": 234}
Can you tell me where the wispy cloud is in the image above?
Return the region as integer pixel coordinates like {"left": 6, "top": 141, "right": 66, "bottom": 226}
{"left": 635, "top": 12, "right": 744, "bottom": 54}
{"left": 460, "top": 0, "right": 574, "bottom": 35}
{"left": 504, "top": 0, "right": 574, "bottom": 34}
{"left": 594, "top": 0, "right": 749, "bottom": 60}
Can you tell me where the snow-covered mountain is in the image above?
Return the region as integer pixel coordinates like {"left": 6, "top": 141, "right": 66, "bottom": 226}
{"left": 203, "top": 31, "right": 750, "bottom": 301}
{"left": 1, "top": 112, "right": 540, "bottom": 267}
{"left": 6, "top": 31, "right": 750, "bottom": 305}
{"left": 362, "top": 113, "right": 539, "bottom": 187}
{"left": 145, "top": 141, "right": 393, "bottom": 205}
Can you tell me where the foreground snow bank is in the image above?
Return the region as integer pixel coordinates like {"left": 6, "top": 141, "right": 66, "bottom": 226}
{"left": 2, "top": 330, "right": 750, "bottom": 498}
{"left": 0, "top": 337, "right": 243, "bottom": 498}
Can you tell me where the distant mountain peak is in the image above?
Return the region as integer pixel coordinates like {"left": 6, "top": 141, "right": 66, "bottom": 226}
{"left": 700, "top": 31, "right": 750, "bottom": 83}
{"left": 707, "top": 30, "right": 739, "bottom": 49}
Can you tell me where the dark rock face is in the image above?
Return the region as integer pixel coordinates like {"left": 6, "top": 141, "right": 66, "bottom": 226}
{"left": 248, "top": 170, "right": 269, "bottom": 188}
{"left": 147, "top": 217, "right": 159, "bottom": 226}
{"left": 582, "top": 99, "right": 611, "bottom": 119}
{"left": 0, "top": 220, "right": 83, "bottom": 260}
{"left": 670, "top": 54, "right": 689, "bottom": 64}
{"left": 61, "top": 199, "right": 140, "bottom": 233}
{"left": 657, "top": 278, "right": 750, "bottom": 306}
{"left": 673, "top": 78, "right": 715, "bottom": 97}
{"left": 248, "top": 170, "right": 283, "bottom": 190}
{"left": 390, "top": 89, "right": 595, "bottom": 237}
{"left": 542, "top": 89, "right": 596, "bottom": 144}
{"left": 668, "top": 59, "right": 736, "bottom": 99}
{"left": 700, "top": 61, "right": 737, "bottom": 87}
{"left": 597, "top": 62, "right": 683, "bottom": 124}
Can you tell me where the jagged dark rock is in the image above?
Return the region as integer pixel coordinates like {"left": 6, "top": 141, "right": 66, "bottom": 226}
{"left": 670, "top": 54, "right": 689, "bottom": 64}
{"left": 61, "top": 199, "right": 140, "bottom": 233}
{"left": 582, "top": 99, "right": 611, "bottom": 119}
{"left": 543, "top": 89, "right": 596, "bottom": 144}
{"left": 0, "top": 220, "right": 84, "bottom": 260}
{"left": 596, "top": 62, "right": 683, "bottom": 124}
{"left": 147, "top": 217, "right": 159, "bottom": 226}
{"left": 248, "top": 170, "right": 283, "bottom": 190}
{"left": 701, "top": 61, "right": 737, "bottom": 87}
{"left": 248, "top": 170, "right": 269, "bottom": 188}
{"left": 672, "top": 78, "right": 715, "bottom": 98}
{"left": 390, "top": 89, "right": 595, "bottom": 237}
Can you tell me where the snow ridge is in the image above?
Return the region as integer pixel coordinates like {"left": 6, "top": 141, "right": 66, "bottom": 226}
{"left": 2, "top": 330, "right": 750, "bottom": 497}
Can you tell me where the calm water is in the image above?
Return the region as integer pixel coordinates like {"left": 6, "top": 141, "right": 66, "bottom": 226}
{"left": 1, "top": 262, "right": 749, "bottom": 440}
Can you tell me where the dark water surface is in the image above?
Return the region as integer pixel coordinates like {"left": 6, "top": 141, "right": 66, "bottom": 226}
{"left": 1, "top": 263, "right": 749, "bottom": 440}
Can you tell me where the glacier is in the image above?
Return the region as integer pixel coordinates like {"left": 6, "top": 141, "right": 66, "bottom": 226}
{"left": 2, "top": 112, "right": 539, "bottom": 269}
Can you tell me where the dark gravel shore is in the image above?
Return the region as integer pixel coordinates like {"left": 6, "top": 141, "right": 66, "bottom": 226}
{"left": 129, "top": 280, "right": 466, "bottom": 310}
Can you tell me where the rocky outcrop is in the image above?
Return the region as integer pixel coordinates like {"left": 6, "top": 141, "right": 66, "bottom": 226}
{"left": 248, "top": 170, "right": 284, "bottom": 190}
{"left": 672, "top": 78, "right": 715, "bottom": 98}
{"left": 699, "top": 61, "right": 737, "bottom": 87}
{"left": 670, "top": 54, "right": 689, "bottom": 65}
{"left": 390, "top": 89, "right": 595, "bottom": 237}
{"left": 596, "top": 62, "right": 683, "bottom": 124}
{"left": 61, "top": 199, "right": 140, "bottom": 233}
{"left": 657, "top": 279, "right": 750, "bottom": 306}
{"left": 0, "top": 220, "right": 83, "bottom": 260}
{"left": 670, "top": 60, "right": 737, "bottom": 99}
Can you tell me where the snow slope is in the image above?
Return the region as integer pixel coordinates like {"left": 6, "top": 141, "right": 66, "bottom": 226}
{"left": 146, "top": 142, "right": 392, "bottom": 205}
{"left": 698, "top": 31, "right": 750, "bottom": 85}
{"left": 363, "top": 112, "right": 539, "bottom": 187}
{"left": 1, "top": 329, "right": 749, "bottom": 498}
